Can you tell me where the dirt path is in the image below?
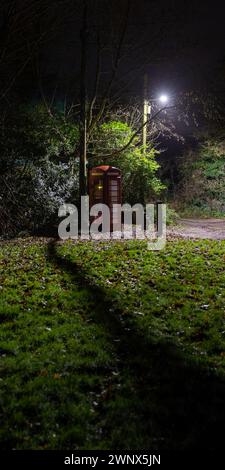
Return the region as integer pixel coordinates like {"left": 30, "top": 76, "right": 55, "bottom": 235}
{"left": 168, "top": 218, "right": 225, "bottom": 240}
{"left": 1, "top": 218, "right": 225, "bottom": 243}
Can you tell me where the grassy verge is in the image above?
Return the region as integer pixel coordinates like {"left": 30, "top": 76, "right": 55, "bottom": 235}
{"left": 175, "top": 205, "right": 225, "bottom": 219}
{"left": 1, "top": 238, "right": 225, "bottom": 450}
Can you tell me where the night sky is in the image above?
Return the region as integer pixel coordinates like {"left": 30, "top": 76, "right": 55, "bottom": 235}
{"left": 40, "top": 0, "right": 225, "bottom": 97}
{"left": 1, "top": 0, "right": 224, "bottom": 102}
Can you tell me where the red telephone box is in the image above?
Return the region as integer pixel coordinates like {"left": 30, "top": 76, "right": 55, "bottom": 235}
{"left": 89, "top": 165, "right": 122, "bottom": 231}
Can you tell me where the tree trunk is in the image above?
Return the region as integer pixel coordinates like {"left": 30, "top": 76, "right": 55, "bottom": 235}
{"left": 79, "top": 0, "right": 88, "bottom": 198}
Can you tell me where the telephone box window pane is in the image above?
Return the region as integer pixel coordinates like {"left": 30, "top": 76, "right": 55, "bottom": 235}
{"left": 93, "top": 179, "right": 103, "bottom": 201}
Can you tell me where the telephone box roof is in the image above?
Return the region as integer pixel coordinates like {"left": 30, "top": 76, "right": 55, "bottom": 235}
{"left": 90, "top": 165, "right": 120, "bottom": 173}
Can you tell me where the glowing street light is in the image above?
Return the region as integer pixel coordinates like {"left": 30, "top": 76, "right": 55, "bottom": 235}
{"left": 159, "top": 94, "right": 169, "bottom": 104}
{"left": 142, "top": 74, "right": 170, "bottom": 151}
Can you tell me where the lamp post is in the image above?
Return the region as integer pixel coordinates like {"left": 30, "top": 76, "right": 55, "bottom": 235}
{"left": 142, "top": 73, "right": 169, "bottom": 153}
{"left": 79, "top": 0, "right": 88, "bottom": 199}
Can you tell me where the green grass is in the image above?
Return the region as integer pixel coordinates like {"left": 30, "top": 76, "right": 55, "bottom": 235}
{"left": 176, "top": 205, "right": 225, "bottom": 219}
{"left": 1, "top": 238, "right": 225, "bottom": 450}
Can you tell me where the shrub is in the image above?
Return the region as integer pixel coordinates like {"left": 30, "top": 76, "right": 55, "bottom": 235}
{"left": 0, "top": 105, "right": 79, "bottom": 237}
{"left": 176, "top": 137, "right": 225, "bottom": 217}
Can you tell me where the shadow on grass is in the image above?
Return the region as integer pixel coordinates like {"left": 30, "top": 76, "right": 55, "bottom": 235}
{"left": 48, "top": 240, "right": 225, "bottom": 450}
